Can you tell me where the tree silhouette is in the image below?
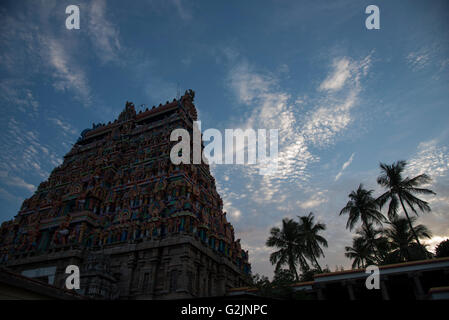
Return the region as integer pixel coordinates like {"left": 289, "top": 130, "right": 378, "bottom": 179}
{"left": 339, "top": 184, "right": 386, "bottom": 262}
{"left": 297, "top": 212, "right": 328, "bottom": 272}
{"left": 377, "top": 160, "right": 435, "bottom": 252}
{"left": 435, "top": 239, "right": 449, "bottom": 258}
{"left": 345, "top": 236, "right": 374, "bottom": 269}
{"left": 340, "top": 184, "right": 385, "bottom": 231}
{"left": 383, "top": 216, "right": 432, "bottom": 262}
{"left": 266, "top": 218, "right": 308, "bottom": 280}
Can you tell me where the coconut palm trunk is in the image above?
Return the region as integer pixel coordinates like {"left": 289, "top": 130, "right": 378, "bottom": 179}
{"left": 311, "top": 253, "right": 322, "bottom": 272}
{"left": 289, "top": 254, "right": 299, "bottom": 281}
{"left": 363, "top": 223, "right": 383, "bottom": 263}
{"left": 339, "top": 184, "right": 386, "bottom": 263}
{"left": 267, "top": 218, "right": 305, "bottom": 282}
{"left": 297, "top": 212, "right": 328, "bottom": 274}
{"left": 376, "top": 161, "right": 435, "bottom": 259}
{"left": 398, "top": 195, "right": 424, "bottom": 249}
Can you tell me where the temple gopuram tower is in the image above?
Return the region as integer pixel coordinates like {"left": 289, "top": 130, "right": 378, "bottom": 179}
{"left": 0, "top": 90, "right": 251, "bottom": 299}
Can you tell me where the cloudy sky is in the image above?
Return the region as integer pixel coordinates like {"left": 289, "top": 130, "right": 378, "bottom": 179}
{"left": 1, "top": 0, "right": 448, "bottom": 277}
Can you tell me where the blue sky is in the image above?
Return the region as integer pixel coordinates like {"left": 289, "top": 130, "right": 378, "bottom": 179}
{"left": 0, "top": 0, "right": 448, "bottom": 277}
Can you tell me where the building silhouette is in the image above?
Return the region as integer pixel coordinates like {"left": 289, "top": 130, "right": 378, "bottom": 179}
{"left": 0, "top": 90, "right": 251, "bottom": 299}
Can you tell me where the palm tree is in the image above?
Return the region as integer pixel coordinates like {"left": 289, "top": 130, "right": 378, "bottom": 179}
{"left": 345, "top": 237, "right": 374, "bottom": 269}
{"left": 376, "top": 160, "right": 435, "bottom": 251}
{"left": 373, "top": 234, "right": 391, "bottom": 264}
{"left": 297, "top": 212, "right": 328, "bottom": 272}
{"left": 383, "top": 217, "right": 432, "bottom": 262}
{"left": 339, "top": 184, "right": 386, "bottom": 261}
{"left": 435, "top": 239, "right": 449, "bottom": 258}
{"left": 266, "top": 218, "right": 308, "bottom": 281}
{"left": 340, "top": 184, "right": 385, "bottom": 231}
{"left": 356, "top": 223, "right": 386, "bottom": 263}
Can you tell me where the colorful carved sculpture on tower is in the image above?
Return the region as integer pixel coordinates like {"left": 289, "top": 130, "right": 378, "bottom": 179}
{"left": 0, "top": 91, "right": 250, "bottom": 281}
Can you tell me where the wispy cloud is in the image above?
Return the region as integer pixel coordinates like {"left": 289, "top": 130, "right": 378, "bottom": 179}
{"left": 405, "top": 138, "right": 449, "bottom": 244}
{"left": 228, "top": 62, "right": 277, "bottom": 105}
{"left": 172, "top": 0, "right": 193, "bottom": 21}
{"left": 47, "top": 117, "right": 79, "bottom": 137}
{"left": 227, "top": 62, "right": 316, "bottom": 181}
{"left": 406, "top": 51, "right": 431, "bottom": 71}
{"left": 43, "top": 37, "right": 92, "bottom": 106}
{"left": 0, "top": 117, "right": 62, "bottom": 179}
{"left": 319, "top": 58, "right": 352, "bottom": 91}
{"left": 0, "top": 187, "right": 23, "bottom": 203}
{"left": 224, "top": 62, "right": 317, "bottom": 210}
{"left": 303, "top": 55, "right": 372, "bottom": 147}
{"left": 146, "top": 0, "right": 194, "bottom": 22}
{"left": 407, "top": 139, "right": 449, "bottom": 179}
{"left": 221, "top": 52, "right": 373, "bottom": 276}
{"left": 335, "top": 153, "right": 355, "bottom": 181}
{"left": 223, "top": 53, "right": 372, "bottom": 205}
{"left": 0, "top": 171, "right": 35, "bottom": 193}
{"left": 405, "top": 42, "right": 449, "bottom": 77}
{"left": 299, "top": 191, "right": 329, "bottom": 210}
{"left": 0, "top": 80, "right": 39, "bottom": 116}
{"left": 0, "top": 1, "right": 95, "bottom": 107}
{"left": 88, "top": 0, "right": 122, "bottom": 64}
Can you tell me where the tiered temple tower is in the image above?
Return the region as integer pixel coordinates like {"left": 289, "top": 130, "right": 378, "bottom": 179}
{"left": 0, "top": 90, "right": 251, "bottom": 299}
